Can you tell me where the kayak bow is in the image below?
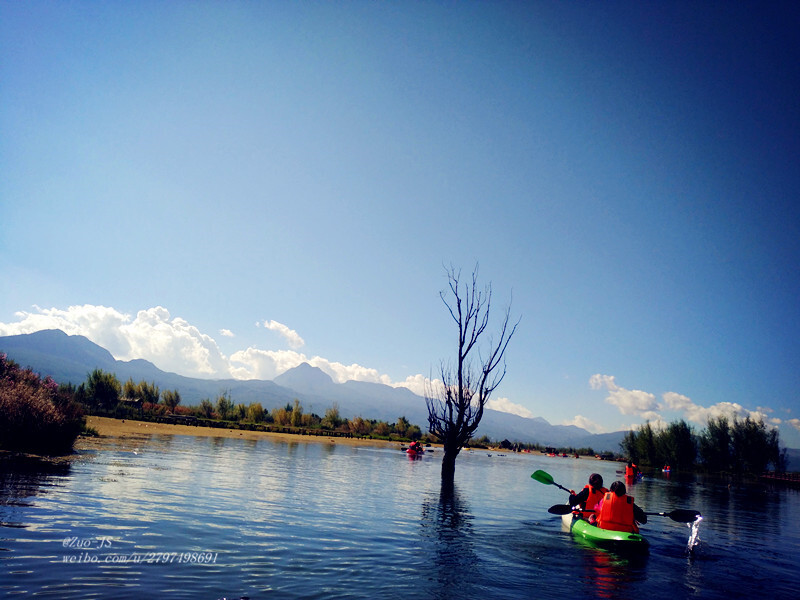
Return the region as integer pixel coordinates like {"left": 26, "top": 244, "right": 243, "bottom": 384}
{"left": 561, "top": 512, "right": 649, "bottom": 551}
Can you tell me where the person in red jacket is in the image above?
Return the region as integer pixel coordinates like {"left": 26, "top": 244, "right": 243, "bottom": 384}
{"left": 596, "top": 481, "right": 647, "bottom": 533}
{"left": 568, "top": 473, "right": 607, "bottom": 518}
{"left": 625, "top": 461, "right": 641, "bottom": 479}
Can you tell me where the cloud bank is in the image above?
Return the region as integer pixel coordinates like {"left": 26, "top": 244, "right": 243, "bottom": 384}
{"left": 590, "top": 373, "right": 779, "bottom": 431}
{"left": 486, "top": 397, "right": 535, "bottom": 419}
{"left": 589, "top": 374, "right": 661, "bottom": 423}
{"left": 0, "top": 305, "right": 231, "bottom": 377}
{"left": 562, "top": 415, "right": 605, "bottom": 434}
{"left": 0, "top": 304, "right": 433, "bottom": 396}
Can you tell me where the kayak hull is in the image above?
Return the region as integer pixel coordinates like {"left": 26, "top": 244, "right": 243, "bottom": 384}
{"left": 561, "top": 513, "right": 649, "bottom": 551}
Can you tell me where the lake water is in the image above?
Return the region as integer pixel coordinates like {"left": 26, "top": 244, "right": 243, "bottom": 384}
{"left": 2, "top": 432, "right": 799, "bottom": 599}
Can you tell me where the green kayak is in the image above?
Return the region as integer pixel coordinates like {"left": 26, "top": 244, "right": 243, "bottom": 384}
{"left": 561, "top": 513, "right": 649, "bottom": 551}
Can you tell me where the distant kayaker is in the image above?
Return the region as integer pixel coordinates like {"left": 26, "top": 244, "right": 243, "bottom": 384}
{"left": 568, "top": 473, "right": 607, "bottom": 518}
{"left": 625, "top": 462, "right": 640, "bottom": 479}
{"left": 596, "top": 481, "right": 647, "bottom": 533}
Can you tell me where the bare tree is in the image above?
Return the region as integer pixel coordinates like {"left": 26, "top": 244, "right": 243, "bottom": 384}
{"left": 426, "top": 265, "right": 519, "bottom": 481}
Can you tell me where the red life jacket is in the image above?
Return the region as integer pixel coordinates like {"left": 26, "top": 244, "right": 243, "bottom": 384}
{"left": 597, "top": 492, "right": 639, "bottom": 533}
{"left": 578, "top": 484, "right": 608, "bottom": 518}
{"left": 625, "top": 465, "right": 635, "bottom": 478}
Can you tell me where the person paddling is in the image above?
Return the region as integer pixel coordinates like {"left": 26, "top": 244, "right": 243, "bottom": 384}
{"left": 596, "top": 481, "right": 647, "bottom": 533}
{"left": 625, "top": 461, "right": 641, "bottom": 479}
{"left": 568, "top": 473, "right": 607, "bottom": 519}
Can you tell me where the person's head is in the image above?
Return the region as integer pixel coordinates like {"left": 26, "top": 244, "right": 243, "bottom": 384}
{"left": 589, "top": 473, "right": 603, "bottom": 489}
{"left": 609, "top": 481, "right": 626, "bottom": 496}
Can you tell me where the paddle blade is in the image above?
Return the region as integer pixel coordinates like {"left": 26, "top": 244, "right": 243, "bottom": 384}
{"left": 548, "top": 504, "right": 575, "bottom": 515}
{"left": 666, "top": 509, "right": 701, "bottom": 523}
{"left": 531, "top": 470, "right": 555, "bottom": 485}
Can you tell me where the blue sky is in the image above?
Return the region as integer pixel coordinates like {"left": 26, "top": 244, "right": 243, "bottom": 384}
{"left": 2, "top": 1, "right": 799, "bottom": 447}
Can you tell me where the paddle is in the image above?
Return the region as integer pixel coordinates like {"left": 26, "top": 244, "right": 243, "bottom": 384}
{"left": 531, "top": 469, "right": 571, "bottom": 493}
{"left": 644, "top": 509, "right": 701, "bottom": 523}
{"left": 548, "top": 503, "right": 701, "bottom": 523}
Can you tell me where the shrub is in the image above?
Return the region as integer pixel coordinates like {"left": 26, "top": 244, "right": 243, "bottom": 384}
{"left": 0, "top": 354, "right": 85, "bottom": 455}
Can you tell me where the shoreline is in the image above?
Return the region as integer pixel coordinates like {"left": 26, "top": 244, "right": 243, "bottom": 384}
{"left": 76, "top": 416, "right": 417, "bottom": 451}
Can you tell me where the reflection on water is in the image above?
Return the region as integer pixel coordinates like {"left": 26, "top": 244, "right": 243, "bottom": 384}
{"left": 419, "top": 480, "right": 479, "bottom": 598}
{"left": 1, "top": 456, "right": 72, "bottom": 530}
{"left": 1, "top": 437, "right": 800, "bottom": 599}
{"left": 573, "top": 539, "right": 648, "bottom": 600}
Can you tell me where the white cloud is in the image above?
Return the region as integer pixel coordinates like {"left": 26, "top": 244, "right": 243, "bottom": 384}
{"left": 392, "top": 373, "right": 432, "bottom": 397}
{"left": 563, "top": 415, "right": 605, "bottom": 434}
{"left": 663, "top": 395, "right": 771, "bottom": 428}
{"left": 315, "top": 359, "right": 392, "bottom": 385}
{"left": 219, "top": 329, "right": 235, "bottom": 337}
{"left": 590, "top": 373, "right": 658, "bottom": 416}
{"left": 788, "top": 418, "right": 800, "bottom": 432}
{"left": 259, "top": 320, "right": 304, "bottom": 349}
{"left": 229, "top": 347, "right": 406, "bottom": 388}
{"left": 0, "top": 305, "right": 230, "bottom": 378}
{"left": 589, "top": 373, "right": 616, "bottom": 391}
{"left": 120, "top": 308, "right": 231, "bottom": 377}
{"left": 487, "top": 396, "right": 535, "bottom": 419}
{"left": 229, "top": 347, "right": 308, "bottom": 380}
{"left": 591, "top": 374, "right": 780, "bottom": 433}
{"left": 0, "top": 304, "right": 133, "bottom": 356}
{"left": 661, "top": 391, "right": 693, "bottom": 412}
{"left": 0, "top": 304, "right": 438, "bottom": 389}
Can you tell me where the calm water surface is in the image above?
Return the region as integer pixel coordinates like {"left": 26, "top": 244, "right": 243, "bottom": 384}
{"left": 2, "top": 432, "right": 799, "bottom": 599}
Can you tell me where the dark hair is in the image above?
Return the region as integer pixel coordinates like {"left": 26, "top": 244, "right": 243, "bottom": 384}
{"left": 610, "top": 481, "right": 626, "bottom": 496}
{"left": 589, "top": 473, "right": 603, "bottom": 488}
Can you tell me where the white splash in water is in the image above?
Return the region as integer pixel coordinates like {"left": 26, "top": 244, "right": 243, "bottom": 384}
{"left": 687, "top": 515, "right": 703, "bottom": 552}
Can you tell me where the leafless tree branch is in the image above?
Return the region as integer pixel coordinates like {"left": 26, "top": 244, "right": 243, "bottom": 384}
{"left": 426, "top": 264, "right": 520, "bottom": 480}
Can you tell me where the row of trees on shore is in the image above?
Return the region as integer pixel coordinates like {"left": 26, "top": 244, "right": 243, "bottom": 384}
{"left": 621, "top": 417, "right": 786, "bottom": 474}
{"left": 1, "top": 352, "right": 789, "bottom": 477}
{"left": 73, "top": 368, "right": 426, "bottom": 442}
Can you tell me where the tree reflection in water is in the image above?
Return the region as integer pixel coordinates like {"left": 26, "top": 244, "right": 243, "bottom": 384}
{"left": 0, "top": 456, "right": 71, "bottom": 529}
{"left": 419, "top": 479, "right": 481, "bottom": 598}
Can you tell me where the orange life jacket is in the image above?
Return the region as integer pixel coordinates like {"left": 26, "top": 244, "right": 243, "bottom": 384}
{"left": 597, "top": 492, "right": 639, "bottom": 533}
{"left": 625, "top": 465, "right": 635, "bottom": 478}
{"left": 578, "top": 484, "right": 608, "bottom": 518}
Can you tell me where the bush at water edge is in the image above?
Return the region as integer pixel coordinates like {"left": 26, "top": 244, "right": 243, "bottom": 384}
{"left": 0, "top": 353, "right": 85, "bottom": 455}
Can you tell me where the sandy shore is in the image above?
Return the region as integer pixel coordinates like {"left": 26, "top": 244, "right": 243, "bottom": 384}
{"left": 77, "top": 416, "right": 413, "bottom": 450}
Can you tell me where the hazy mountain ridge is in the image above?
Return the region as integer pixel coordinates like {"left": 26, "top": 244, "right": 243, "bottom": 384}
{"left": 1, "top": 329, "right": 628, "bottom": 451}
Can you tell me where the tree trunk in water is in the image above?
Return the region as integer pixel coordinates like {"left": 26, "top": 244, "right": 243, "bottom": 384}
{"left": 441, "top": 446, "right": 459, "bottom": 482}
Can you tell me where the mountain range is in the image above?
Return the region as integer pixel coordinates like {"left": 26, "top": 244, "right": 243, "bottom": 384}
{"left": 1, "top": 329, "right": 626, "bottom": 452}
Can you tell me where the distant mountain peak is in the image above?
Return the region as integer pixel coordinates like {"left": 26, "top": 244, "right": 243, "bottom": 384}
{"left": 273, "top": 363, "right": 334, "bottom": 391}
{"left": 1, "top": 328, "right": 117, "bottom": 370}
